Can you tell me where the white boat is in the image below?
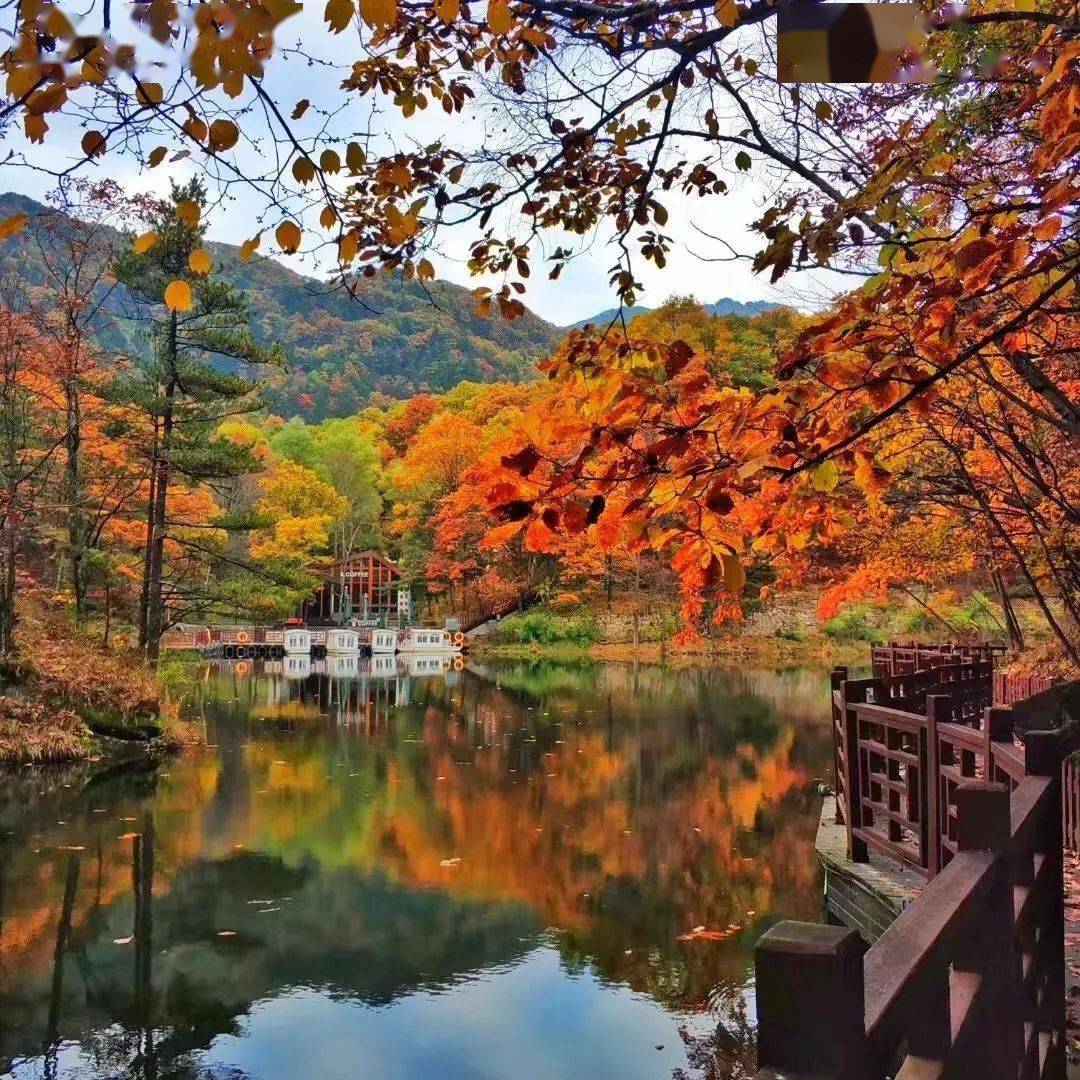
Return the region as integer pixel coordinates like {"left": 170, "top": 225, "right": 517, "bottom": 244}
{"left": 399, "top": 653, "right": 455, "bottom": 677}
{"left": 396, "top": 627, "right": 461, "bottom": 653}
{"left": 358, "top": 627, "right": 397, "bottom": 654}
{"left": 283, "top": 628, "right": 312, "bottom": 654}
{"left": 325, "top": 628, "right": 360, "bottom": 653}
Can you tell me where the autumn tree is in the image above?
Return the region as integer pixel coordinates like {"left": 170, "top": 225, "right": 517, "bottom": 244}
{"left": 110, "top": 179, "right": 284, "bottom": 657}
{"left": 250, "top": 459, "right": 347, "bottom": 563}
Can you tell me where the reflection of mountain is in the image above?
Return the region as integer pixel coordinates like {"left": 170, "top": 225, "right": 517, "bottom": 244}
{"left": 0, "top": 840, "right": 538, "bottom": 1070}
{"left": 0, "top": 661, "right": 831, "bottom": 1077}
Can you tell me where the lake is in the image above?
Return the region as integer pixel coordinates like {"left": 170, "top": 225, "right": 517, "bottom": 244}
{"left": 0, "top": 658, "right": 832, "bottom": 1079}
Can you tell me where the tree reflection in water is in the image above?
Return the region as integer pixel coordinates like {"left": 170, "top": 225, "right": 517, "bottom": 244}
{"left": 0, "top": 659, "right": 832, "bottom": 1079}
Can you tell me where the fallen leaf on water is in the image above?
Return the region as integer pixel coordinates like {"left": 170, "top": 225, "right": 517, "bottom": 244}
{"left": 258, "top": 907, "right": 281, "bottom": 914}
{"left": 58, "top": 845, "right": 85, "bottom": 852}
{"left": 113, "top": 936, "right": 134, "bottom": 945}
{"left": 678, "top": 924, "right": 742, "bottom": 942}
{"left": 439, "top": 857, "right": 462, "bottom": 869}
{"left": 118, "top": 832, "right": 140, "bottom": 840}
{"left": 217, "top": 930, "right": 237, "bottom": 937}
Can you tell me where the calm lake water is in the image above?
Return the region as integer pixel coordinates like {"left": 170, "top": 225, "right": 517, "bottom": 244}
{"left": 0, "top": 658, "right": 832, "bottom": 1080}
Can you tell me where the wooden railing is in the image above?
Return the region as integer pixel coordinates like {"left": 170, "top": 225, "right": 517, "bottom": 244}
{"left": 871, "top": 641, "right": 1006, "bottom": 679}
{"left": 758, "top": 663, "right": 1078, "bottom": 1079}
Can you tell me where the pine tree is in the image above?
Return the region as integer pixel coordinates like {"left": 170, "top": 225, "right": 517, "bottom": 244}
{"left": 111, "top": 179, "right": 284, "bottom": 659}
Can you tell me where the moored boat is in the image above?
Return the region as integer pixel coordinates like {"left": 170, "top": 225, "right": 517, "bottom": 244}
{"left": 396, "top": 627, "right": 461, "bottom": 653}
{"left": 283, "top": 628, "right": 312, "bottom": 654}
{"left": 358, "top": 627, "right": 397, "bottom": 654}
{"left": 325, "top": 628, "right": 360, "bottom": 653}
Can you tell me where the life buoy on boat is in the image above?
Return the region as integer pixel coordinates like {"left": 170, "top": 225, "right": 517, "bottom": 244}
{"left": 236, "top": 629, "right": 251, "bottom": 644}
{"left": 235, "top": 660, "right": 250, "bottom": 676}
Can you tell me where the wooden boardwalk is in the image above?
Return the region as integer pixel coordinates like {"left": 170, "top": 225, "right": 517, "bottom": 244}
{"left": 756, "top": 644, "right": 1079, "bottom": 1078}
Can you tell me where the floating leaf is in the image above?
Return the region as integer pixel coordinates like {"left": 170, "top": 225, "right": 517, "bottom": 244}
{"left": 276, "top": 220, "right": 302, "bottom": 253}
{"left": 188, "top": 248, "right": 212, "bottom": 275}
{"left": 113, "top": 936, "right": 134, "bottom": 945}
{"left": 133, "top": 231, "right": 158, "bottom": 254}
{"left": 164, "top": 279, "right": 193, "bottom": 312}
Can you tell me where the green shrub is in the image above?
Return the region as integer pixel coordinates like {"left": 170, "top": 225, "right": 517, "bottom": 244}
{"left": 823, "top": 605, "right": 885, "bottom": 644}
{"left": 900, "top": 591, "right": 1002, "bottom": 638}
{"left": 493, "top": 610, "right": 600, "bottom": 646}
{"left": 774, "top": 627, "right": 805, "bottom": 642}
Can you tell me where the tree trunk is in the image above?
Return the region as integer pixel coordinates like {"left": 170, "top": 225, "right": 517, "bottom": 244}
{"left": 144, "top": 312, "right": 178, "bottom": 662}
{"left": 991, "top": 567, "right": 1025, "bottom": 652}
{"left": 137, "top": 422, "right": 158, "bottom": 651}
{"left": 64, "top": 369, "right": 86, "bottom": 620}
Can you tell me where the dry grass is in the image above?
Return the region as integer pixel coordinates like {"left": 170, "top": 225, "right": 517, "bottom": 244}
{"left": 0, "top": 696, "right": 94, "bottom": 763}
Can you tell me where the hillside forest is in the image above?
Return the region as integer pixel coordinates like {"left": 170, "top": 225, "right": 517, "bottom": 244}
{"left": 0, "top": 180, "right": 1073, "bottom": 687}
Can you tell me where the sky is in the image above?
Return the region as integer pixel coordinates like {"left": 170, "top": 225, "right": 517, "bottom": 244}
{"left": 0, "top": 3, "right": 841, "bottom": 326}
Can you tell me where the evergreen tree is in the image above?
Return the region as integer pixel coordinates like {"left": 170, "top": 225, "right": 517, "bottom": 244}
{"left": 111, "top": 180, "right": 284, "bottom": 658}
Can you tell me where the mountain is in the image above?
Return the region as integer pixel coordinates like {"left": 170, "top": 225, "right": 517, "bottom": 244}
{"left": 570, "top": 296, "right": 783, "bottom": 328}
{"left": 0, "top": 193, "right": 564, "bottom": 421}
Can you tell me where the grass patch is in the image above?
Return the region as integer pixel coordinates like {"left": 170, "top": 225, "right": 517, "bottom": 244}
{"left": 489, "top": 610, "right": 601, "bottom": 646}
{"left": 823, "top": 605, "right": 886, "bottom": 644}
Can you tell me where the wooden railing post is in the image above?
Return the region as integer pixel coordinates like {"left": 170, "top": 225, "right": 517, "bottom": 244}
{"left": 924, "top": 694, "right": 951, "bottom": 875}
{"left": 755, "top": 922, "right": 867, "bottom": 1078}
{"left": 841, "top": 678, "right": 870, "bottom": 862}
{"left": 831, "top": 667, "right": 848, "bottom": 825}
{"left": 1024, "top": 728, "right": 1068, "bottom": 1079}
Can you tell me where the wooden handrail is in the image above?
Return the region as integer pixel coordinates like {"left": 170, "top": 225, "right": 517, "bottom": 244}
{"left": 759, "top": 651, "right": 1076, "bottom": 1080}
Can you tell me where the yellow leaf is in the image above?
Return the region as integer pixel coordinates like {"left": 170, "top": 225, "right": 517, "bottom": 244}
{"left": 276, "top": 221, "right": 302, "bottom": 253}
{"left": 25, "top": 115, "right": 47, "bottom": 143}
{"left": 292, "top": 156, "right": 316, "bottom": 184}
{"left": 147, "top": 145, "right": 168, "bottom": 167}
{"left": 81, "top": 130, "right": 106, "bottom": 157}
{"left": 417, "top": 257, "right": 435, "bottom": 280}
{"left": 319, "top": 205, "right": 337, "bottom": 228}
{"left": 239, "top": 233, "right": 262, "bottom": 261}
{"left": 209, "top": 118, "right": 239, "bottom": 152}
{"left": 183, "top": 116, "right": 208, "bottom": 142}
{"left": 812, "top": 460, "right": 839, "bottom": 493}
{"left": 0, "top": 214, "right": 28, "bottom": 241}
{"left": 320, "top": 149, "right": 341, "bottom": 174}
{"left": 176, "top": 200, "right": 200, "bottom": 227}
{"left": 715, "top": 0, "right": 737, "bottom": 28}
{"left": 435, "top": 0, "right": 459, "bottom": 22}
{"left": 188, "top": 248, "right": 212, "bottom": 274}
{"left": 346, "top": 142, "right": 366, "bottom": 173}
{"left": 721, "top": 554, "right": 745, "bottom": 596}
{"left": 360, "top": 0, "right": 397, "bottom": 26}
{"left": 164, "top": 280, "right": 192, "bottom": 312}
{"left": 487, "top": 0, "right": 513, "bottom": 34}
{"left": 133, "top": 231, "right": 158, "bottom": 254}
{"left": 136, "top": 81, "right": 163, "bottom": 106}
{"left": 338, "top": 233, "right": 358, "bottom": 263}
{"left": 324, "top": 0, "right": 354, "bottom": 31}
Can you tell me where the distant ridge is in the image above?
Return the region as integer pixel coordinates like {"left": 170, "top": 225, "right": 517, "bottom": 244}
{"left": 0, "top": 192, "right": 564, "bottom": 421}
{"left": 569, "top": 296, "right": 784, "bottom": 328}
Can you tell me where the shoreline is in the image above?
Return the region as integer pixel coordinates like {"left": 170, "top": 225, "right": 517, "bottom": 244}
{"left": 469, "top": 633, "right": 869, "bottom": 669}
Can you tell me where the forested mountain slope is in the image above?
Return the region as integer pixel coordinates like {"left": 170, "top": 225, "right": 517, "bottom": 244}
{"left": 0, "top": 193, "right": 563, "bottom": 420}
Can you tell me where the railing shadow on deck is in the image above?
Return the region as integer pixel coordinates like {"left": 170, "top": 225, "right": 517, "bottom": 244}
{"left": 757, "top": 647, "right": 1079, "bottom": 1079}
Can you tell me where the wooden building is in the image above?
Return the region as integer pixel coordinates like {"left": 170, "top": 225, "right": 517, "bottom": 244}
{"left": 298, "top": 551, "right": 404, "bottom": 625}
